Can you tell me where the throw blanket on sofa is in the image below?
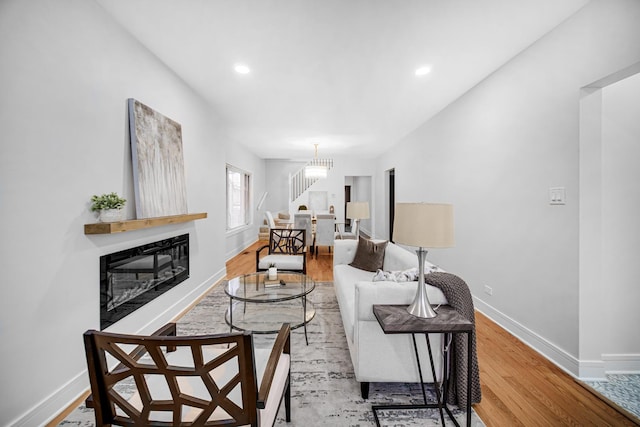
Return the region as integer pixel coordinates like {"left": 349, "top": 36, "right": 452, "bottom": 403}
{"left": 425, "top": 272, "right": 482, "bottom": 407}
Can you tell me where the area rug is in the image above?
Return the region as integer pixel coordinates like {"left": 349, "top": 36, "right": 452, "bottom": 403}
{"left": 61, "top": 282, "right": 484, "bottom": 426}
{"left": 582, "top": 374, "right": 640, "bottom": 423}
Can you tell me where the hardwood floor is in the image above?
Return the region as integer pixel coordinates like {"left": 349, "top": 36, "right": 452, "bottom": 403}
{"left": 233, "top": 241, "right": 638, "bottom": 426}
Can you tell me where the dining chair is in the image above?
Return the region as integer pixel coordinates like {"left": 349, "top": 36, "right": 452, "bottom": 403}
{"left": 294, "top": 212, "right": 314, "bottom": 253}
{"left": 265, "top": 211, "right": 277, "bottom": 229}
{"left": 84, "top": 322, "right": 291, "bottom": 426}
{"left": 314, "top": 213, "right": 335, "bottom": 258}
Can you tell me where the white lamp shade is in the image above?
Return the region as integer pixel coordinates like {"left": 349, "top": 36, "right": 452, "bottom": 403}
{"left": 346, "top": 201, "right": 370, "bottom": 220}
{"left": 304, "top": 165, "right": 327, "bottom": 179}
{"left": 393, "top": 203, "right": 454, "bottom": 248}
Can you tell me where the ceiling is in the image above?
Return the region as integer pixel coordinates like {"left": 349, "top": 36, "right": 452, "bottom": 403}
{"left": 96, "top": 0, "right": 588, "bottom": 160}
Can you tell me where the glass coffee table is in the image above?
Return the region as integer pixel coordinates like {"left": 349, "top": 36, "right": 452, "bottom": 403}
{"left": 224, "top": 271, "right": 316, "bottom": 344}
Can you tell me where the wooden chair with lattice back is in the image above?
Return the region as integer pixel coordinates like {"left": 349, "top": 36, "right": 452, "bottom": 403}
{"left": 83, "top": 322, "right": 291, "bottom": 426}
{"left": 256, "top": 228, "right": 307, "bottom": 274}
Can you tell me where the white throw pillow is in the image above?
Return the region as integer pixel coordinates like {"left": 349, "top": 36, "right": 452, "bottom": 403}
{"left": 372, "top": 265, "right": 440, "bottom": 282}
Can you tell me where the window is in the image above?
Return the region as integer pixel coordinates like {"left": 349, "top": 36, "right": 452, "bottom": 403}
{"left": 226, "top": 165, "right": 251, "bottom": 231}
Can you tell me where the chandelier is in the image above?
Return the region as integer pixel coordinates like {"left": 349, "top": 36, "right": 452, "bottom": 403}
{"left": 304, "top": 144, "right": 329, "bottom": 179}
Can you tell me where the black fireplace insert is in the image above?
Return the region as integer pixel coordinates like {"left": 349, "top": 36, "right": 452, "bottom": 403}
{"left": 100, "top": 234, "right": 189, "bottom": 329}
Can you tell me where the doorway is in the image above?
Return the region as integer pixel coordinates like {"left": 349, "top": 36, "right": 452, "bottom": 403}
{"left": 579, "top": 65, "right": 640, "bottom": 379}
{"left": 344, "top": 185, "right": 351, "bottom": 232}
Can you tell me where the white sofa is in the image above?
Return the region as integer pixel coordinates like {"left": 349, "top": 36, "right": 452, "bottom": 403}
{"left": 333, "top": 239, "right": 448, "bottom": 398}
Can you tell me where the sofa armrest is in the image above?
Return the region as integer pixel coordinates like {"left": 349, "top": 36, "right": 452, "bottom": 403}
{"left": 334, "top": 239, "right": 358, "bottom": 266}
{"left": 354, "top": 281, "right": 447, "bottom": 322}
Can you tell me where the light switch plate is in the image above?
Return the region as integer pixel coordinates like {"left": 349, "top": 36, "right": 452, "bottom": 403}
{"left": 549, "top": 187, "right": 566, "bottom": 205}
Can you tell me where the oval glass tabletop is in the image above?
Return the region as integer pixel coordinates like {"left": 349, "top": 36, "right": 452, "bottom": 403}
{"left": 224, "top": 271, "right": 315, "bottom": 302}
{"left": 224, "top": 272, "right": 316, "bottom": 338}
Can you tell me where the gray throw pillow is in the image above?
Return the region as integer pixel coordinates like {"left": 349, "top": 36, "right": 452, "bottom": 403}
{"left": 349, "top": 237, "right": 388, "bottom": 272}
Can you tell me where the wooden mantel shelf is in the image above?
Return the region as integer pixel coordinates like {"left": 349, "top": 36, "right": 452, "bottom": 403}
{"left": 84, "top": 213, "right": 207, "bottom": 235}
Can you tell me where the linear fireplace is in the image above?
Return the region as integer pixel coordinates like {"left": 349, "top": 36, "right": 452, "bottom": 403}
{"left": 100, "top": 234, "right": 189, "bottom": 329}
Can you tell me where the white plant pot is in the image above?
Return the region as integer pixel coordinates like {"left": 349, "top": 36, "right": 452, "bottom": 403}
{"left": 268, "top": 267, "right": 277, "bottom": 280}
{"left": 99, "top": 208, "right": 124, "bottom": 223}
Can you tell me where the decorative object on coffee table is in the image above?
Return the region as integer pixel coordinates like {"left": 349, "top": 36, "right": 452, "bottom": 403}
{"left": 393, "top": 203, "right": 454, "bottom": 318}
{"left": 90, "top": 192, "right": 126, "bottom": 223}
{"left": 268, "top": 263, "right": 278, "bottom": 280}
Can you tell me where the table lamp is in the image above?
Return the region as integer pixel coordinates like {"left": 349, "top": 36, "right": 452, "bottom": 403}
{"left": 392, "top": 203, "right": 454, "bottom": 318}
{"left": 346, "top": 201, "right": 370, "bottom": 239}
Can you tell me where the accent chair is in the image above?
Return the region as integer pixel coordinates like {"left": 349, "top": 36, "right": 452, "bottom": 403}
{"left": 83, "top": 322, "right": 292, "bottom": 426}
{"left": 256, "top": 228, "right": 307, "bottom": 274}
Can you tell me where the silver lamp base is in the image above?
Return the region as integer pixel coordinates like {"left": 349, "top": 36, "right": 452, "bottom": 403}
{"left": 407, "top": 248, "right": 437, "bottom": 318}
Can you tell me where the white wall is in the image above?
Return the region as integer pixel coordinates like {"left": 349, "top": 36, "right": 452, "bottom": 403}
{"left": 0, "top": 1, "right": 229, "bottom": 425}
{"left": 374, "top": 0, "right": 640, "bottom": 376}
{"left": 265, "top": 159, "right": 306, "bottom": 214}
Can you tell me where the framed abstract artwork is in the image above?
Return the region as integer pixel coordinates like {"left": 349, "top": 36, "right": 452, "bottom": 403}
{"left": 128, "top": 98, "right": 188, "bottom": 219}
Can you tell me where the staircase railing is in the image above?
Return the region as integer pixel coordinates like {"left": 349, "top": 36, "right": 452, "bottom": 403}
{"left": 290, "top": 158, "right": 333, "bottom": 202}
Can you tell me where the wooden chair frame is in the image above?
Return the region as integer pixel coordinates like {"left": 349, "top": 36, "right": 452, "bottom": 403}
{"left": 256, "top": 228, "right": 307, "bottom": 274}
{"left": 84, "top": 323, "right": 291, "bottom": 426}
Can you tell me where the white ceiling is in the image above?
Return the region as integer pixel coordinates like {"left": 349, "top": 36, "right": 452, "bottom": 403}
{"left": 96, "top": 0, "right": 588, "bottom": 160}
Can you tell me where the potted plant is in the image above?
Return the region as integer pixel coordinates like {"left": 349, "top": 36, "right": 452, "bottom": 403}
{"left": 91, "top": 192, "right": 126, "bottom": 223}
{"left": 268, "top": 262, "right": 278, "bottom": 280}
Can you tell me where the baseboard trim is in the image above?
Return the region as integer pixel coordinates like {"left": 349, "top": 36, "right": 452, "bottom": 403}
{"left": 10, "top": 371, "right": 88, "bottom": 427}
{"left": 13, "top": 272, "right": 225, "bottom": 427}
{"left": 603, "top": 353, "right": 640, "bottom": 374}
{"left": 475, "top": 298, "right": 640, "bottom": 381}
{"left": 226, "top": 237, "right": 259, "bottom": 261}
{"left": 473, "top": 296, "right": 580, "bottom": 377}
{"left": 578, "top": 360, "right": 606, "bottom": 381}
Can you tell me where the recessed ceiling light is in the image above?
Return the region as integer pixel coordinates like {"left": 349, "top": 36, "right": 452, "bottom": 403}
{"left": 415, "top": 65, "right": 432, "bottom": 76}
{"left": 234, "top": 64, "right": 251, "bottom": 74}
